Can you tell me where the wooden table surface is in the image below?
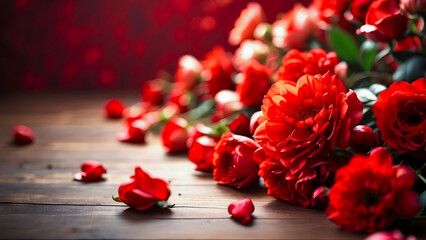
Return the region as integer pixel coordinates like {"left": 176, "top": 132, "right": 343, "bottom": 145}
{"left": 0, "top": 91, "right": 424, "bottom": 239}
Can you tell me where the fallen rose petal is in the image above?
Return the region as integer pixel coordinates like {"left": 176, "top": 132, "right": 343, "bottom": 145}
{"left": 13, "top": 125, "right": 34, "bottom": 145}
{"left": 105, "top": 99, "right": 126, "bottom": 119}
{"left": 365, "top": 229, "right": 416, "bottom": 240}
{"left": 228, "top": 198, "right": 255, "bottom": 225}
{"left": 74, "top": 161, "right": 106, "bottom": 182}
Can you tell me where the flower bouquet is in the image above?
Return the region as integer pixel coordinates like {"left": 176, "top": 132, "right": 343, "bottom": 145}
{"left": 108, "top": 0, "right": 426, "bottom": 237}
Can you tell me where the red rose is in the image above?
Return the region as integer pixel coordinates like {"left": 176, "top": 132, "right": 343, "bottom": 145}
{"left": 187, "top": 123, "right": 215, "bottom": 147}
{"left": 228, "top": 113, "right": 251, "bottom": 137}
{"left": 161, "top": 117, "right": 189, "bottom": 153}
{"left": 349, "top": 125, "right": 381, "bottom": 154}
{"left": 228, "top": 2, "right": 265, "bottom": 46}
{"left": 401, "top": 0, "right": 426, "bottom": 14}
{"left": 366, "top": 230, "right": 416, "bottom": 240}
{"left": 174, "top": 54, "right": 202, "bottom": 90}
{"left": 278, "top": 49, "right": 339, "bottom": 83}
{"left": 249, "top": 111, "right": 262, "bottom": 135}
{"left": 104, "top": 99, "right": 125, "bottom": 119}
{"left": 233, "top": 40, "right": 270, "bottom": 71}
{"left": 117, "top": 119, "right": 149, "bottom": 144}
{"left": 202, "top": 46, "right": 234, "bottom": 97}
{"left": 167, "top": 82, "right": 194, "bottom": 114}
{"left": 188, "top": 136, "right": 217, "bottom": 172}
{"left": 141, "top": 79, "right": 165, "bottom": 106}
{"left": 326, "top": 147, "right": 420, "bottom": 233}
{"left": 237, "top": 61, "right": 270, "bottom": 107}
{"left": 118, "top": 166, "right": 170, "bottom": 211}
{"left": 350, "top": 0, "right": 377, "bottom": 23}
{"left": 357, "top": 0, "right": 409, "bottom": 42}
{"left": 213, "top": 133, "right": 260, "bottom": 188}
{"left": 254, "top": 73, "right": 363, "bottom": 175}
{"left": 74, "top": 161, "right": 107, "bottom": 182}
{"left": 310, "top": 0, "right": 348, "bottom": 23}
{"left": 228, "top": 198, "right": 255, "bottom": 225}
{"left": 211, "top": 90, "right": 243, "bottom": 123}
{"left": 373, "top": 78, "right": 426, "bottom": 158}
{"left": 13, "top": 125, "right": 34, "bottom": 145}
{"left": 272, "top": 3, "right": 315, "bottom": 50}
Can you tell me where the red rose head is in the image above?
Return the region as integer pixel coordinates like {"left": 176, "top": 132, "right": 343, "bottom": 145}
{"left": 74, "top": 161, "right": 107, "bottom": 182}
{"left": 237, "top": 61, "right": 270, "bottom": 107}
{"left": 161, "top": 117, "right": 189, "bottom": 153}
{"left": 278, "top": 49, "right": 339, "bottom": 83}
{"left": 233, "top": 40, "right": 270, "bottom": 71}
{"left": 373, "top": 78, "right": 426, "bottom": 158}
{"left": 228, "top": 113, "right": 251, "bottom": 137}
{"left": 13, "top": 125, "right": 34, "bottom": 145}
{"left": 174, "top": 54, "right": 202, "bottom": 91}
{"left": 211, "top": 90, "right": 243, "bottom": 122}
{"left": 401, "top": 0, "right": 426, "bottom": 15}
{"left": 326, "top": 147, "right": 420, "bottom": 233}
{"left": 213, "top": 133, "right": 260, "bottom": 188}
{"left": 228, "top": 198, "right": 255, "bottom": 225}
{"left": 118, "top": 166, "right": 170, "bottom": 211}
{"left": 141, "top": 79, "right": 165, "bottom": 106}
{"left": 228, "top": 2, "right": 265, "bottom": 46}
{"left": 349, "top": 125, "right": 381, "bottom": 154}
{"left": 188, "top": 136, "right": 217, "bottom": 172}
{"left": 357, "top": 0, "right": 409, "bottom": 42}
{"left": 202, "top": 46, "right": 234, "bottom": 97}
{"left": 254, "top": 73, "right": 363, "bottom": 175}
{"left": 105, "top": 99, "right": 126, "bottom": 119}
{"left": 350, "top": 0, "right": 377, "bottom": 23}
{"left": 117, "top": 119, "right": 149, "bottom": 144}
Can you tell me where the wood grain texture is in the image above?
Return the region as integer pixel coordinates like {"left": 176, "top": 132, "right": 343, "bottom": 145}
{"left": 0, "top": 91, "right": 424, "bottom": 239}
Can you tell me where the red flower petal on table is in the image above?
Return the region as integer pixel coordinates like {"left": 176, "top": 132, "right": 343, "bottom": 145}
{"left": 188, "top": 136, "right": 217, "bottom": 172}
{"left": 228, "top": 114, "right": 251, "bottom": 137}
{"left": 118, "top": 166, "right": 170, "bottom": 211}
{"left": 117, "top": 119, "right": 149, "bottom": 144}
{"left": 161, "top": 117, "right": 189, "bottom": 153}
{"left": 326, "top": 147, "right": 420, "bottom": 233}
{"left": 228, "top": 198, "right": 255, "bottom": 225}
{"left": 372, "top": 78, "right": 426, "bottom": 158}
{"left": 228, "top": 2, "right": 265, "bottom": 46}
{"left": 13, "top": 125, "right": 34, "bottom": 145}
{"left": 105, "top": 99, "right": 126, "bottom": 119}
{"left": 74, "top": 161, "right": 107, "bottom": 182}
{"left": 237, "top": 60, "right": 270, "bottom": 107}
{"left": 213, "top": 133, "right": 260, "bottom": 188}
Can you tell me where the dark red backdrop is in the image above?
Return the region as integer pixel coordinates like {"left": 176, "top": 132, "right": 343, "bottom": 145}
{"left": 0, "top": 0, "right": 309, "bottom": 91}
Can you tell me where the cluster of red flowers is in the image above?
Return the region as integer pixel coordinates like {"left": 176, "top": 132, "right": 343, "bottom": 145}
{"left": 95, "top": 0, "right": 426, "bottom": 233}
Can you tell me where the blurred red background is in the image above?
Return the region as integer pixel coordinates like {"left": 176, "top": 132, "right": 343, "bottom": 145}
{"left": 0, "top": 0, "right": 309, "bottom": 92}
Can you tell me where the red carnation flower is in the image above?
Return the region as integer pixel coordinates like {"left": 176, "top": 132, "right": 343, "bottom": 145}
{"left": 213, "top": 133, "right": 260, "bottom": 188}
{"left": 228, "top": 2, "right": 265, "bottom": 46}
{"left": 74, "top": 161, "right": 107, "bottom": 182}
{"left": 372, "top": 78, "right": 426, "bottom": 158}
{"left": 105, "top": 99, "right": 125, "bottom": 119}
{"left": 278, "top": 49, "right": 339, "bottom": 83}
{"left": 188, "top": 136, "right": 217, "bottom": 172}
{"left": 237, "top": 61, "right": 270, "bottom": 107}
{"left": 357, "top": 0, "right": 409, "bottom": 42}
{"left": 202, "top": 46, "right": 234, "bottom": 97}
{"left": 254, "top": 73, "right": 363, "bottom": 175}
{"left": 326, "top": 147, "right": 420, "bottom": 233}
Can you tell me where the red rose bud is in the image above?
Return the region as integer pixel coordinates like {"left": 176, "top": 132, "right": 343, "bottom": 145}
{"left": 249, "top": 111, "right": 263, "bottom": 135}
{"left": 202, "top": 46, "right": 234, "bottom": 97}
{"left": 117, "top": 119, "right": 149, "bottom": 144}
{"left": 74, "top": 161, "right": 107, "bottom": 182}
{"left": 188, "top": 136, "right": 217, "bottom": 172}
{"left": 366, "top": 230, "right": 416, "bottom": 240}
{"left": 168, "top": 82, "right": 194, "bottom": 114}
{"left": 350, "top": 0, "right": 376, "bottom": 23}
{"left": 228, "top": 114, "right": 251, "bottom": 137}
{"left": 174, "top": 55, "right": 202, "bottom": 90}
{"left": 233, "top": 40, "right": 270, "bottom": 71}
{"left": 105, "top": 99, "right": 126, "bottom": 119}
{"left": 237, "top": 61, "right": 270, "bottom": 107}
{"left": 326, "top": 147, "right": 420, "bottom": 233}
{"left": 401, "top": 0, "right": 426, "bottom": 14}
{"left": 349, "top": 125, "right": 381, "bottom": 154}
{"left": 118, "top": 166, "right": 170, "bottom": 211}
{"left": 141, "top": 79, "right": 164, "bottom": 106}
{"left": 311, "top": 186, "right": 329, "bottom": 210}
{"left": 228, "top": 198, "right": 255, "bottom": 225}
{"left": 373, "top": 78, "right": 426, "bottom": 158}
{"left": 187, "top": 123, "right": 214, "bottom": 147}
{"left": 357, "top": 0, "right": 409, "bottom": 42}
{"left": 213, "top": 133, "right": 260, "bottom": 188}
{"left": 228, "top": 2, "right": 265, "bottom": 46}
{"left": 161, "top": 117, "right": 189, "bottom": 153}
{"left": 13, "top": 125, "right": 34, "bottom": 145}
{"left": 211, "top": 90, "right": 243, "bottom": 123}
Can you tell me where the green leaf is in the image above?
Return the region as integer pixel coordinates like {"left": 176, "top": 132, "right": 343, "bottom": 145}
{"left": 392, "top": 56, "right": 426, "bottom": 83}
{"left": 354, "top": 88, "right": 377, "bottom": 103}
{"left": 418, "top": 191, "right": 426, "bottom": 216}
{"left": 112, "top": 195, "right": 121, "bottom": 202}
{"left": 360, "top": 40, "right": 378, "bottom": 70}
{"left": 329, "top": 27, "right": 359, "bottom": 63}
{"left": 157, "top": 201, "right": 174, "bottom": 208}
